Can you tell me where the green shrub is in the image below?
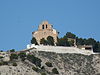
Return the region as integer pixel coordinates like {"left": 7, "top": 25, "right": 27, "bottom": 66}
{"left": 27, "top": 54, "right": 42, "bottom": 67}
{"left": 0, "top": 56, "right": 3, "bottom": 59}
{"left": 10, "top": 54, "right": 18, "bottom": 61}
{"left": 18, "top": 52, "right": 26, "bottom": 58}
{"left": 41, "top": 66, "right": 45, "bottom": 69}
{"left": 32, "top": 66, "right": 39, "bottom": 72}
{"left": 31, "top": 37, "right": 38, "bottom": 45}
{"left": 0, "top": 61, "right": 8, "bottom": 65}
{"left": 52, "top": 68, "right": 59, "bottom": 74}
{"left": 18, "top": 52, "right": 26, "bottom": 61}
{"left": 40, "top": 38, "right": 48, "bottom": 45}
{"left": 13, "top": 62, "right": 17, "bottom": 66}
{"left": 0, "top": 50, "right": 3, "bottom": 52}
{"left": 0, "top": 62, "right": 3, "bottom": 66}
{"left": 21, "top": 57, "right": 26, "bottom": 61}
{"left": 41, "top": 72, "right": 46, "bottom": 75}
{"left": 2, "top": 61, "right": 8, "bottom": 65}
{"left": 45, "top": 62, "right": 53, "bottom": 67}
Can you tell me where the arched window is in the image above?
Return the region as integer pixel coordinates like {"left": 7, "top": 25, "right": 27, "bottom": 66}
{"left": 42, "top": 25, "right": 44, "bottom": 29}
{"left": 46, "top": 24, "right": 48, "bottom": 29}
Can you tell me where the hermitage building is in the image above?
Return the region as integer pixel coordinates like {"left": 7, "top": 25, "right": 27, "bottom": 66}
{"left": 32, "top": 21, "right": 58, "bottom": 45}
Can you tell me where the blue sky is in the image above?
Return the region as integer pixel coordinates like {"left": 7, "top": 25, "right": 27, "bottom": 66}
{"left": 0, "top": 0, "right": 100, "bottom": 51}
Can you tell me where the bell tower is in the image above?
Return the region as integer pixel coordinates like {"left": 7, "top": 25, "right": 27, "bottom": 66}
{"left": 38, "top": 21, "right": 52, "bottom": 30}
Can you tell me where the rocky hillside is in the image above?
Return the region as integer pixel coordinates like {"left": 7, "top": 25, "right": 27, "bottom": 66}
{"left": 0, "top": 51, "right": 100, "bottom": 75}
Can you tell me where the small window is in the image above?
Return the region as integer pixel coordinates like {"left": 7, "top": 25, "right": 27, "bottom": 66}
{"left": 42, "top": 25, "right": 44, "bottom": 29}
{"left": 46, "top": 24, "right": 48, "bottom": 29}
{"left": 85, "top": 47, "right": 92, "bottom": 50}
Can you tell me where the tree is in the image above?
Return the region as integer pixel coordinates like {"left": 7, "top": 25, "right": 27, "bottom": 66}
{"left": 76, "top": 38, "right": 85, "bottom": 45}
{"left": 85, "top": 38, "right": 96, "bottom": 45}
{"left": 93, "top": 42, "right": 100, "bottom": 52}
{"left": 40, "top": 38, "right": 48, "bottom": 45}
{"left": 57, "top": 38, "right": 70, "bottom": 46}
{"left": 47, "top": 36, "right": 54, "bottom": 45}
{"left": 84, "top": 38, "right": 97, "bottom": 51}
{"left": 97, "top": 42, "right": 100, "bottom": 52}
{"left": 31, "top": 37, "right": 38, "bottom": 45}
{"left": 9, "top": 49, "right": 15, "bottom": 52}
{"left": 68, "top": 40, "right": 74, "bottom": 46}
{"left": 57, "top": 33, "right": 71, "bottom": 46}
{"left": 66, "top": 32, "right": 76, "bottom": 39}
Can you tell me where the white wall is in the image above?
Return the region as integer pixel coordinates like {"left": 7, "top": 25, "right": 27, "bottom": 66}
{"left": 27, "top": 44, "right": 94, "bottom": 55}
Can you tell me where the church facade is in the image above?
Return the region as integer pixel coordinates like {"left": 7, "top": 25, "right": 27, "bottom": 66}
{"left": 32, "top": 21, "right": 58, "bottom": 44}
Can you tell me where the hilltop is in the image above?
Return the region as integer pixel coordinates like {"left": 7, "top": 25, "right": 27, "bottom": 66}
{"left": 0, "top": 49, "right": 100, "bottom": 75}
